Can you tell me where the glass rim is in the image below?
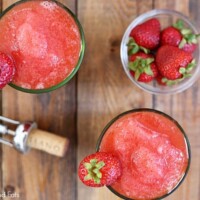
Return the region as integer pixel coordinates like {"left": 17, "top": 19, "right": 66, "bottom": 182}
{"left": 0, "top": 0, "right": 85, "bottom": 94}
{"left": 120, "top": 9, "right": 200, "bottom": 95}
{"left": 96, "top": 108, "right": 191, "bottom": 200}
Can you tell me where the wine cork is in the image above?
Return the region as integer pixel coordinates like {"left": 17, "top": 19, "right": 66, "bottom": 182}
{"left": 27, "top": 129, "right": 69, "bottom": 157}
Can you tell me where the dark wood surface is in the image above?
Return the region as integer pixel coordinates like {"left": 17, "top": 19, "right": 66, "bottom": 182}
{"left": 0, "top": 0, "right": 200, "bottom": 200}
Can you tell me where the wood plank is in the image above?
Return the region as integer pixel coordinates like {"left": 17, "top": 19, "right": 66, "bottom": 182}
{"left": 77, "top": 0, "right": 154, "bottom": 199}
{"left": 1, "top": 0, "right": 78, "bottom": 200}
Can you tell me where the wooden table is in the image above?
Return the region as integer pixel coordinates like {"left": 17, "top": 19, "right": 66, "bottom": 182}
{"left": 0, "top": 0, "right": 200, "bottom": 199}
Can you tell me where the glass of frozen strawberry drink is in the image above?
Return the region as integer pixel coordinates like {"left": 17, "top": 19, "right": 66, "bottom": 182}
{"left": 96, "top": 108, "right": 191, "bottom": 200}
{"left": 121, "top": 9, "right": 200, "bottom": 95}
{"left": 0, "top": 0, "right": 85, "bottom": 93}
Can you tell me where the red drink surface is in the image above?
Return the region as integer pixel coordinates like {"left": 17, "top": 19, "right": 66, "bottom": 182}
{"left": 99, "top": 111, "right": 189, "bottom": 200}
{"left": 0, "top": 1, "right": 81, "bottom": 89}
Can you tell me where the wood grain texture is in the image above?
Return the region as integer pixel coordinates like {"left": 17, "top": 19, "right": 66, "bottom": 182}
{"left": 0, "top": 1, "right": 78, "bottom": 200}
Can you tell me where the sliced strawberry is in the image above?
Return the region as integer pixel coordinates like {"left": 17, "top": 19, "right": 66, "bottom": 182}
{"left": 78, "top": 152, "right": 121, "bottom": 187}
{"left": 129, "top": 52, "right": 158, "bottom": 82}
{"left": 129, "top": 18, "right": 161, "bottom": 51}
{"left": 0, "top": 52, "right": 16, "bottom": 89}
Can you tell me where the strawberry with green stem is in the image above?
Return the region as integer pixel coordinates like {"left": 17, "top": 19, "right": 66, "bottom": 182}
{"left": 128, "top": 18, "right": 161, "bottom": 54}
{"left": 78, "top": 152, "right": 121, "bottom": 187}
{"left": 161, "top": 19, "right": 200, "bottom": 53}
{"left": 129, "top": 52, "right": 158, "bottom": 82}
{"left": 158, "top": 59, "right": 196, "bottom": 86}
{"left": 156, "top": 45, "right": 195, "bottom": 84}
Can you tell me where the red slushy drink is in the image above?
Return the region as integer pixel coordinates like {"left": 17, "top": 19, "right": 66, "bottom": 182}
{"left": 0, "top": 0, "right": 84, "bottom": 92}
{"left": 97, "top": 109, "right": 190, "bottom": 200}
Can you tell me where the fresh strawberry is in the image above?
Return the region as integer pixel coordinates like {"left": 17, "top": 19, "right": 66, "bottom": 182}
{"left": 129, "top": 52, "right": 158, "bottom": 82}
{"left": 161, "top": 27, "right": 182, "bottom": 46}
{"left": 0, "top": 52, "right": 15, "bottom": 89}
{"left": 129, "top": 18, "right": 161, "bottom": 51}
{"left": 156, "top": 45, "right": 194, "bottom": 80}
{"left": 78, "top": 152, "right": 121, "bottom": 187}
{"left": 161, "top": 19, "right": 199, "bottom": 53}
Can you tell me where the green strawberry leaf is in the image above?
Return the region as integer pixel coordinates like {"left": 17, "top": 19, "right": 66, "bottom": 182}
{"left": 162, "top": 75, "right": 191, "bottom": 86}
{"left": 179, "top": 67, "right": 186, "bottom": 74}
{"left": 93, "top": 176, "right": 100, "bottom": 184}
{"left": 128, "top": 60, "right": 139, "bottom": 71}
{"left": 181, "top": 28, "right": 192, "bottom": 35}
{"left": 144, "top": 65, "right": 153, "bottom": 76}
{"left": 179, "top": 38, "right": 187, "bottom": 48}
{"left": 141, "top": 59, "right": 146, "bottom": 67}
{"left": 127, "top": 38, "right": 139, "bottom": 55}
{"left": 161, "top": 77, "right": 168, "bottom": 83}
{"left": 165, "top": 78, "right": 184, "bottom": 86}
{"left": 129, "top": 57, "right": 155, "bottom": 79}
{"left": 184, "top": 33, "right": 199, "bottom": 44}
{"left": 166, "top": 80, "right": 177, "bottom": 86}
{"left": 184, "top": 33, "right": 198, "bottom": 44}
{"left": 186, "top": 59, "right": 196, "bottom": 72}
{"left": 127, "top": 38, "right": 135, "bottom": 46}
{"left": 96, "top": 161, "right": 105, "bottom": 169}
{"left": 128, "top": 45, "right": 139, "bottom": 55}
{"left": 84, "top": 163, "right": 92, "bottom": 170}
{"left": 96, "top": 173, "right": 102, "bottom": 179}
{"left": 127, "top": 38, "right": 150, "bottom": 55}
{"left": 84, "top": 174, "right": 93, "bottom": 181}
{"left": 146, "top": 58, "right": 154, "bottom": 65}
{"left": 83, "top": 159, "right": 106, "bottom": 184}
{"left": 135, "top": 69, "right": 141, "bottom": 80}
{"left": 140, "top": 46, "right": 150, "bottom": 54}
{"left": 90, "top": 159, "right": 97, "bottom": 166}
{"left": 173, "top": 19, "right": 184, "bottom": 30}
{"left": 173, "top": 19, "right": 200, "bottom": 46}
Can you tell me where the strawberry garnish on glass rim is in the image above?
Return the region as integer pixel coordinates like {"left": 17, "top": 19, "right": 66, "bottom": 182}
{"left": 78, "top": 152, "right": 122, "bottom": 187}
{"left": 0, "top": 52, "right": 16, "bottom": 89}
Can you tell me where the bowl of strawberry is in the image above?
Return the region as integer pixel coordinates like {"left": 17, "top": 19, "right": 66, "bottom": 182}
{"left": 120, "top": 9, "right": 200, "bottom": 94}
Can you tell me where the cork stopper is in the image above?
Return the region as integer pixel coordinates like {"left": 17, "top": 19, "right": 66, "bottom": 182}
{"left": 27, "top": 129, "right": 69, "bottom": 157}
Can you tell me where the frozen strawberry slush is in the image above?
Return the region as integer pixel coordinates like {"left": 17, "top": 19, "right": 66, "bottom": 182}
{"left": 0, "top": 0, "right": 82, "bottom": 90}
{"left": 98, "top": 110, "right": 190, "bottom": 199}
